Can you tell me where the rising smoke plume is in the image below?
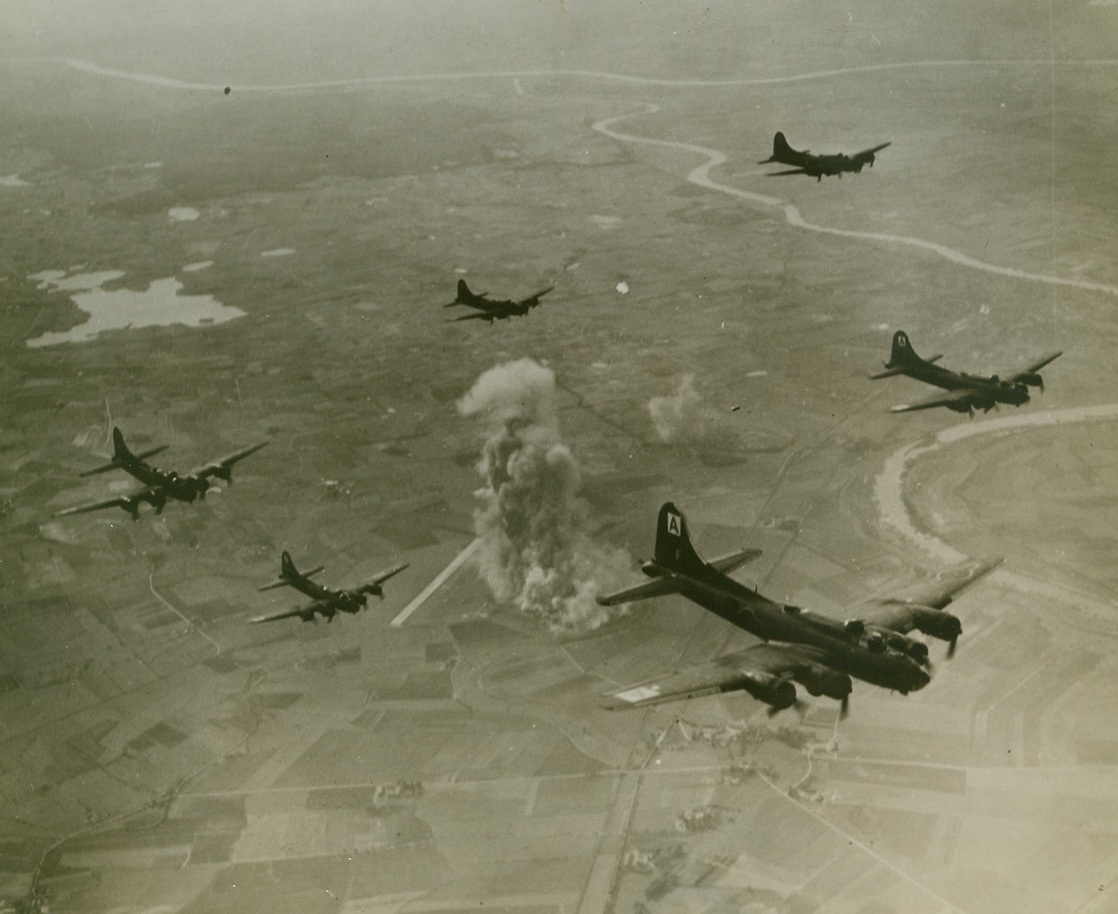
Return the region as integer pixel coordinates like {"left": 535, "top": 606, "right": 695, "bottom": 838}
{"left": 648, "top": 373, "right": 705, "bottom": 443}
{"left": 457, "top": 358, "right": 628, "bottom": 634}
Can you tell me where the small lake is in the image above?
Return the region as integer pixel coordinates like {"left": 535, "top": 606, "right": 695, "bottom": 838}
{"left": 27, "top": 271, "right": 245, "bottom": 347}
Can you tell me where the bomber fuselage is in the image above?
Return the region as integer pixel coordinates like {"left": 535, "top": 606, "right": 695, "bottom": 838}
{"left": 665, "top": 571, "right": 931, "bottom": 694}
{"left": 895, "top": 361, "right": 1030, "bottom": 407}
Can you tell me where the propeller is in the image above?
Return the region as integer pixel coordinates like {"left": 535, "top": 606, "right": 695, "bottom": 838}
{"left": 947, "top": 636, "right": 958, "bottom": 659}
{"left": 840, "top": 695, "right": 849, "bottom": 720}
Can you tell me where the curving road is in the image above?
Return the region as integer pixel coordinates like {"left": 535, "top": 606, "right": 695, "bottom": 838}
{"left": 20, "top": 56, "right": 1117, "bottom": 296}
{"left": 34, "top": 56, "right": 1116, "bottom": 94}
{"left": 592, "top": 105, "right": 1118, "bottom": 298}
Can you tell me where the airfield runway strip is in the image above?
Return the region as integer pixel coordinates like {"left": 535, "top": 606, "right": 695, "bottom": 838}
{"left": 391, "top": 537, "right": 481, "bottom": 627}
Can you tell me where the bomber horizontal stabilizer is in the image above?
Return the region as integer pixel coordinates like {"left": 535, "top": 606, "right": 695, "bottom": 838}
{"left": 869, "top": 353, "right": 943, "bottom": 379}
{"left": 79, "top": 443, "right": 170, "bottom": 477}
{"left": 258, "top": 564, "right": 325, "bottom": 591}
{"left": 596, "top": 547, "right": 762, "bottom": 606}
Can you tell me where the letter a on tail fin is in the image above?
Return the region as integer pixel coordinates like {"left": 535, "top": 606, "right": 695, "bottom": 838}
{"left": 889, "top": 330, "right": 924, "bottom": 367}
{"left": 653, "top": 502, "right": 708, "bottom": 576}
{"left": 871, "top": 330, "right": 944, "bottom": 380}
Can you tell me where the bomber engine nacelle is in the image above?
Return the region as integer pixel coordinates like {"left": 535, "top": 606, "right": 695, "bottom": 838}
{"left": 1015, "top": 372, "right": 1044, "bottom": 389}
{"left": 904, "top": 605, "right": 963, "bottom": 644}
{"left": 862, "top": 625, "right": 931, "bottom": 664}
{"left": 209, "top": 465, "right": 234, "bottom": 484}
{"left": 340, "top": 590, "right": 369, "bottom": 609}
{"left": 165, "top": 473, "right": 211, "bottom": 501}
{"left": 843, "top": 618, "right": 866, "bottom": 638}
{"left": 734, "top": 671, "right": 797, "bottom": 711}
{"left": 794, "top": 664, "right": 853, "bottom": 701}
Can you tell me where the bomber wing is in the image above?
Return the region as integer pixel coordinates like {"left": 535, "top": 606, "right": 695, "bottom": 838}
{"left": 366, "top": 562, "right": 409, "bottom": 588}
{"left": 248, "top": 604, "right": 319, "bottom": 624}
{"left": 852, "top": 559, "right": 1002, "bottom": 655}
{"left": 1001, "top": 350, "right": 1063, "bottom": 383}
{"left": 449, "top": 311, "right": 502, "bottom": 323}
{"left": 852, "top": 141, "right": 891, "bottom": 163}
{"left": 520, "top": 287, "right": 553, "bottom": 306}
{"left": 54, "top": 493, "right": 145, "bottom": 517}
{"left": 601, "top": 641, "right": 829, "bottom": 711}
{"left": 596, "top": 547, "right": 762, "bottom": 607}
{"left": 451, "top": 300, "right": 501, "bottom": 313}
{"left": 190, "top": 440, "right": 269, "bottom": 480}
{"left": 54, "top": 487, "right": 161, "bottom": 518}
{"left": 765, "top": 168, "right": 811, "bottom": 177}
{"left": 868, "top": 559, "right": 1003, "bottom": 614}
{"left": 889, "top": 388, "right": 985, "bottom": 413}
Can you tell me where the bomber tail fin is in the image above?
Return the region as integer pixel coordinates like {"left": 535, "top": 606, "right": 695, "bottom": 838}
{"left": 280, "top": 550, "right": 299, "bottom": 580}
{"left": 653, "top": 502, "right": 709, "bottom": 577}
{"left": 259, "top": 550, "right": 325, "bottom": 592}
{"left": 112, "top": 427, "right": 131, "bottom": 460}
{"left": 80, "top": 426, "right": 137, "bottom": 477}
{"left": 596, "top": 503, "right": 760, "bottom": 608}
{"left": 759, "top": 131, "right": 799, "bottom": 165}
{"left": 870, "top": 330, "right": 942, "bottom": 378}
{"left": 888, "top": 330, "right": 924, "bottom": 366}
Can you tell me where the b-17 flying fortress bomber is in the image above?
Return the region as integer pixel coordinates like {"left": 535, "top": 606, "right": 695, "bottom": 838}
{"left": 250, "top": 550, "right": 409, "bottom": 624}
{"left": 598, "top": 503, "right": 998, "bottom": 716}
{"left": 55, "top": 427, "right": 268, "bottom": 519}
{"left": 758, "top": 131, "right": 891, "bottom": 181}
{"left": 872, "top": 329, "right": 1063, "bottom": 415}
{"left": 444, "top": 278, "right": 554, "bottom": 323}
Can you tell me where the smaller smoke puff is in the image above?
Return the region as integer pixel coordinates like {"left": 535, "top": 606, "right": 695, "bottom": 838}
{"left": 649, "top": 373, "right": 705, "bottom": 443}
{"left": 458, "top": 358, "right": 629, "bottom": 634}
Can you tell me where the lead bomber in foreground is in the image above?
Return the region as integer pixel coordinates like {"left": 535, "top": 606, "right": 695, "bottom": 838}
{"left": 597, "top": 502, "right": 999, "bottom": 715}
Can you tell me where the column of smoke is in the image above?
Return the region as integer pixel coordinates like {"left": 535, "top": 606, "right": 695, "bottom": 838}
{"left": 649, "top": 373, "right": 705, "bottom": 443}
{"left": 457, "top": 358, "right": 628, "bottom": 634}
